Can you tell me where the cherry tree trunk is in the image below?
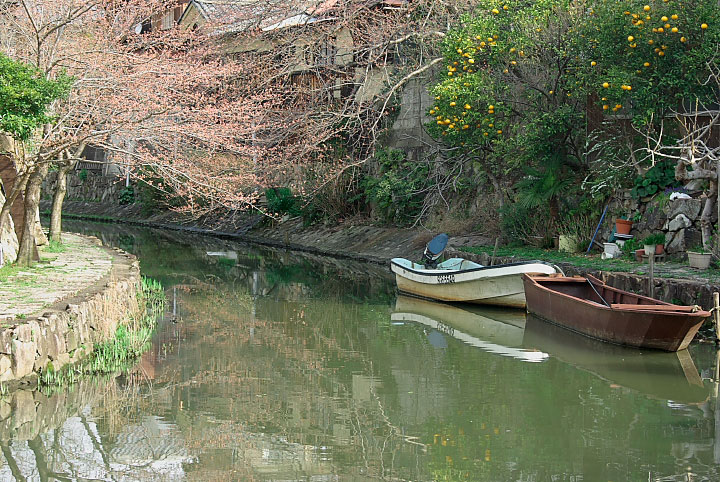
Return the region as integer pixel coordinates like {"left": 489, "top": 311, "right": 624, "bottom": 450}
{"left": 16, "top": 164, "right": 48, "bottom": 267}
{"left": 49, "top": 164, "right": 72, "bottom": 243}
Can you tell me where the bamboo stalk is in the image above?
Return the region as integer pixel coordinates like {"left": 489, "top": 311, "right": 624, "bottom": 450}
{"left": 648, "top": 252, "right": 655, "bottom": 299}
{"left": 714, "top": 292, "right": 720, "bottom": 344}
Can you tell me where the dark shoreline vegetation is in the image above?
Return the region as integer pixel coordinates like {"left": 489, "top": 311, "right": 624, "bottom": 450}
{"left": 37, "top": 277, "right": 165, "bottom": 390}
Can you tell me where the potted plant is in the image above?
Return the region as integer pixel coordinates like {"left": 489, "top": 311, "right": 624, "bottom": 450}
{"left": 642, "top": 233, "right": 665, "bottom": 256}
{"left": 615, "top": 214, "right": 633, "bottom": 235}
{"left": 688, "top": 244, "right": 712, "bottom": 269}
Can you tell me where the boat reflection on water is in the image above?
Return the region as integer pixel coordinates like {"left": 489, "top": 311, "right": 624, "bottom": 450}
{"left": 392, "top": 295, "right": 549, "bottom": 362}
{"left": 523, "top": 314, "right": 710, "bottom": 404}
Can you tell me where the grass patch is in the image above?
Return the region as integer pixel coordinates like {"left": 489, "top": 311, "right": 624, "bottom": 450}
{"left": 461, "top": 245, "right": 641, "bottom": 273}
{"left": 44, "top": 240, "right": 67, "bottom": 253}
{"left": 38, "top": 277, "right": 165, "bottom": 389}
{"left": 0, "top": 264, "right": 21, "bottom": 282}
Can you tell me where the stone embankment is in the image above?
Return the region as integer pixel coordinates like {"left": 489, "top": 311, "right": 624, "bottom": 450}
{"left": 0, "top": 233, "right": 140, "bottom": 390}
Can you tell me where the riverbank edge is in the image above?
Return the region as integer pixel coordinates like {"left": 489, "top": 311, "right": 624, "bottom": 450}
{"left": 0, "top": 235, "right": 143, "bottom": 391}
{"left": 454, "top": 249, "right": 718, "bottom": 338}
{"left": 47, "top": 202, "right": 719, "bottom": 339}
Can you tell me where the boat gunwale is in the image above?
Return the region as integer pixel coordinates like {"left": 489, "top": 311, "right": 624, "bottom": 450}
{"left": 390, "top": 258, "right": 555, "bottom": 277}
{"left": 524, "top": 275, "right": 711, "bottom": 318}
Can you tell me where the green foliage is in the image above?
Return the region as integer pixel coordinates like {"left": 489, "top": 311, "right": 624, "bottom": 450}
{"left": 0, "top": 264, "right": 21, "bottom": 282}
{"left": 428, "top": 0, "right": 719, "bottom": 234}
{"left": 77, "top": 169, "right": 88, "bottom": 182}
{"left": 642, "top": 232, "right": 666, "bottom": 245}
{"left": 265, "top": 187, "right": 301, "bottom": 217}
{"left": 429, "top": 1, "right": 588, "bottom": 226}
{"left": 621, "top": 238, "right": 641, "bottom": 258}
{"left": 630, "top": 159, "right": 678, "bottom": 198}
{"left": 575, "top": 0, "right": 720, "bottom": 125}
{"left": 118, "top": 185, "right": 135, "bottom": 205}
{"left": 360, "top": 148, "right": 430, "bottom": 224}
{"left": 0, "top": 53, "right": 72, "bottom": 141}
{"left": 45, "top": 240, "right": 67, "bottom": 253}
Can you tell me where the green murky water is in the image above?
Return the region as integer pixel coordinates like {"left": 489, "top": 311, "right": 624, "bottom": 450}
{"left": 2, "top": 221, "right": 719, "bottom": 481}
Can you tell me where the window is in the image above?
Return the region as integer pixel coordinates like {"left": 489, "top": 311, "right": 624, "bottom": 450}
{"left": 316, "top": 38, "right": 336, "bottom": 67}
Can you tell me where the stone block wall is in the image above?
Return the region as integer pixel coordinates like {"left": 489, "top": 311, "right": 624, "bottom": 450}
{"left": 602, "top": 192, "right": 710, "bottom": 256}
{"left": 43, "top": 171, "right": 126, "bottom": 205}
{"left": 0, "top": 254, "right": 141, "bottom": 389}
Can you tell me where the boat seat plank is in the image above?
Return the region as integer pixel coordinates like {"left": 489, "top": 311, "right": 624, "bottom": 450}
{"left": 610, "top": 303, "right": 699, "bottom": 312}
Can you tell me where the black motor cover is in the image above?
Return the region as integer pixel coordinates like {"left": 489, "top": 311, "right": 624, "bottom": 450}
{"left": 422, "top": 233, "right": 449, "bottom": 267}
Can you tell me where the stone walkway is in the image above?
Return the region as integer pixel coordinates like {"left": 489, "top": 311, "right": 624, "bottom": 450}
{"left": 0, "top": 233, "right": 112, "bottom": 320}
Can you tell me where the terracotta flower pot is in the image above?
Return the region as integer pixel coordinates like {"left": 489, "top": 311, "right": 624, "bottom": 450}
{"left": 656, "top": 244, "right": 664, "bottom": 255}
{"left": 635, "top": 249, "right": 645, "bottom": 262}
{"left": 615, "top": 219, "right": 633, "bottom": 235}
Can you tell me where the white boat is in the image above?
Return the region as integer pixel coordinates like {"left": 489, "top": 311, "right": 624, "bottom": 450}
{"left": 390, "top": 257, "right": 557, "bottom": 308}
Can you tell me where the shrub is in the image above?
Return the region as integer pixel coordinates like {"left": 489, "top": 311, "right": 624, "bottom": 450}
{"left": 630, "top": 159, "right": 679, "bottom": 199}
{"left": 642, "top": 233, "right": 665, "bottom": 245}
{"left": 118, "top": 185, "right": 135, "bottom": 205}
{"left": 359, "top": 148, "right": 430, "bottom": 224}
{"left": 265, "top": 187, "right": 301, "bottom": 217}
{"left": 500, "top": 203, "right": 554, "bottom": 248}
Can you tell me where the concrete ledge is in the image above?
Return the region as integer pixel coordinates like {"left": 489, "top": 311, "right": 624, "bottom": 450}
{"left": 0, "top": 235, "right": 141, "bottom": 390}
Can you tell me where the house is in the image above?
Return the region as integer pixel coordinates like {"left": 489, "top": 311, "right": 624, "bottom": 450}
{"left": 176, "top": 0, "right": 434, "bottom": 160}
{"left": 136, "top": 1, "right": 190, "bottom": 34}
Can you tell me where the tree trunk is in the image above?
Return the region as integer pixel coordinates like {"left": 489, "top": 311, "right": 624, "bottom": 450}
{"left": 33, "top": 203, "right": 48, "bottom": 246}
{"left": 16, "top": 164, "right": 48, "bottom": 267}
{"left": 50, "top": 164, "right": 72, "bottom": 243}
{"left": 700, "top": 179, "right": 717, "bottom": 249}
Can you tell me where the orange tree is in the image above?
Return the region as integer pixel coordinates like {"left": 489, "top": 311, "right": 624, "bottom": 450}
{"left": 576, "top": 0, "right": 720, "bottom": 125}
{"left": 575, "top": 0, "right": 720, "bottom": 245}
{"left": 428, "top": 0, "right": 588, "bottom": 235}
{"left": 429, "top": 0, "right": 720, "bottom": 241}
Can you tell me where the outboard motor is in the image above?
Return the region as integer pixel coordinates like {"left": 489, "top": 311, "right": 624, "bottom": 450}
{"left": 422, "top": 233, "right": 449, "bottom": 268}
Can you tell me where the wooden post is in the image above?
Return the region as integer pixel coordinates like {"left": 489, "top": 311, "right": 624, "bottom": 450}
{"left": 714, "top": 292, "right": 720, "bottom": 344}
{"left": 491, "top": 237, "right": 499, "bottom": 267}
{"left": 648, "top": 252, "right": 655, "bottom": 299}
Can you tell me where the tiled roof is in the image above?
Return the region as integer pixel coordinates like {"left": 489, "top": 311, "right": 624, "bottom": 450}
{"left": 186, "top": 0, "right": 405, "bottom": 34}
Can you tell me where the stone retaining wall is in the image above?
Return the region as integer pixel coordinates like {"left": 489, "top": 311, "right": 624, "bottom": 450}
{"left": 0, "top": 246, "right": 141, "bottom": 390}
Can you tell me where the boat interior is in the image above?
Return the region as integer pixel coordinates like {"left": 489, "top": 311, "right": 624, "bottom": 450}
{"left": 392, "top": 257, "right": 484, "bottom": 271}
{"left": 531, "top": 276, "right": 683, "bottom": 309}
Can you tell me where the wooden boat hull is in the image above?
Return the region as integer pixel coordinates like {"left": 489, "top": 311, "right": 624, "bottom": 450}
{"left": 522, "top": 275, "right": 709, "bottom": 352}
{"left": 391, "top": 259, "right": 556, "bottom": 308}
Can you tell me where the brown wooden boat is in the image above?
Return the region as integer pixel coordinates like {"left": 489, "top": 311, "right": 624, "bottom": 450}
{"left": 522, "top": 274, "right": 710, "bottom": 352}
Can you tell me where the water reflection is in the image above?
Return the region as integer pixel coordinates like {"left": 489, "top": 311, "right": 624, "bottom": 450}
{"left": 523, "top": 314, "right": 710, "bottom": 404}
{"left": 1, "top": 219, "right": 718, "bottom": 480}
{"left": 392, "top": 295, "right": 548, "bottom": 362}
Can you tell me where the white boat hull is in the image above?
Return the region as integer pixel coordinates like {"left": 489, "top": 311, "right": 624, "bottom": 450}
{"left": 390, "top": 258, "right": 556, "bottom": 308}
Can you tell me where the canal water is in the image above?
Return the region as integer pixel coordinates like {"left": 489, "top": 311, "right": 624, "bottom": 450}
{"left": 2, "top": 221, "right": 719, "bottom": 481}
